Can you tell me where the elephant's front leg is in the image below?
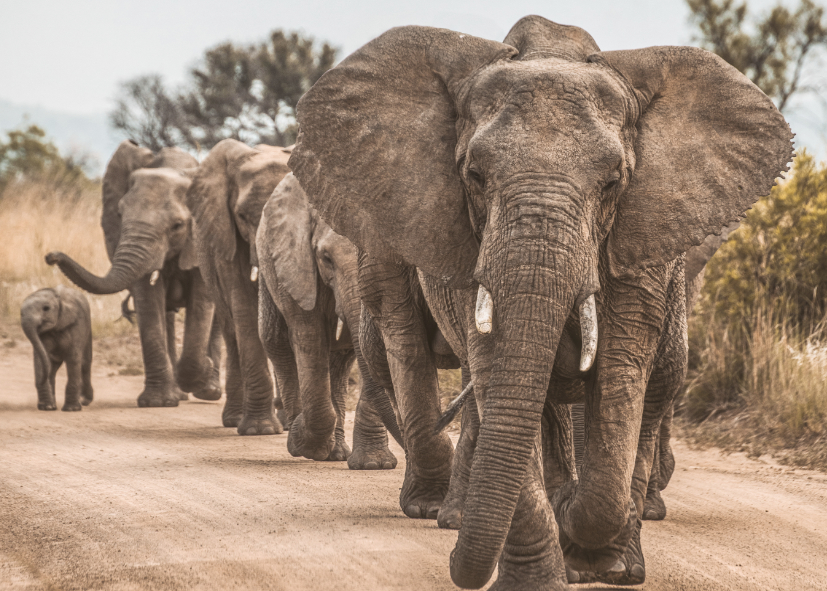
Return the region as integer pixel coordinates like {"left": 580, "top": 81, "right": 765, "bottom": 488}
{"left": 358, "top": 256, "right": 453, "bottom": 519}
{"left": 166, "top": 311, "right": 187, "bottom": 401}
{"left": 177, "top": 270, "right": 221, "bottom": 401}
{"left": 326, "top": 348, "right": 355, "bottom": 461}
{"left": 259, "top": 281, "right": 299, "bottom": 430}
{"left": 132, "top": 276, "right": 179, "bottom": 407}
{"left": 286, "top": 312, "right": 338, "bottom": 459}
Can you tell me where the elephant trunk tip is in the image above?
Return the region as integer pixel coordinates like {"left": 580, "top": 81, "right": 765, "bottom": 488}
{"left": 45, "top": 252, "right": 63, "bottom": 266}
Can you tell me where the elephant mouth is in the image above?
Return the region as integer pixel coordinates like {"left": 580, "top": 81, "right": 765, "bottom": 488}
{"left": 475, "top": 283, "right": 598, "bottom": 372}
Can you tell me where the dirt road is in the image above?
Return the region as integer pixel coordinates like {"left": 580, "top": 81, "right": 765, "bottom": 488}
{"left": 1, "top": 338, "right": 825, "bottom": 591}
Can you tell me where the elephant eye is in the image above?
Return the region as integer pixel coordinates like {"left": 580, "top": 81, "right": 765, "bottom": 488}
{"left": 603, "top": 170, "right": 622, "bottom": 193}
{"left": 42, "top": 305, "right": 50, "bottom": 312}
{"left": 172, "top": 221, "right": 185, "bottom": 231}
{"left": 467, "top": 167, "right": 484, "bottom": 187}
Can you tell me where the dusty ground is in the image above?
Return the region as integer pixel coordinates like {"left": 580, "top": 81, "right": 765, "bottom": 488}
{"left": 1, "top": 335, "right": 826, "bottom": 591}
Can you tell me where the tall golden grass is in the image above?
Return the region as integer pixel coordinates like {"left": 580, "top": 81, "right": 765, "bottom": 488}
{"left": 0, "top": 178, "right": 136, "bottom": 338}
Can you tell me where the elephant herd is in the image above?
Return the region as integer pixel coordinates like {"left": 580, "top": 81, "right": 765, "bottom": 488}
{"left": 33, "top": 16, "right": 792, "bottom": 591}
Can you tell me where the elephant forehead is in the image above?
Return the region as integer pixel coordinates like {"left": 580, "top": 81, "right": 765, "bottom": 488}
{"left": 128, "top": 168, "right": 191, "bottom": 200}
{"left": 468, "top": 60, "right": 629, "bottom": 128}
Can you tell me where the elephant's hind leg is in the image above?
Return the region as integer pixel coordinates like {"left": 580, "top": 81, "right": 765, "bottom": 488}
{"left": 325, "top": 349, "right": 354, "bottom": 461}
{"left": 81, "top": 337, "right": 93, "bottom": 406}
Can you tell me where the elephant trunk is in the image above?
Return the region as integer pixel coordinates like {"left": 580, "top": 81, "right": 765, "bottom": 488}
{"left": 450, "top": 212, "right": 579, "bottom": 588}
{"left": 22, "top": 315, "right": 50, "bottom": 393}
{"left": 47, "top": 225, "right": 164, "bottom": 295}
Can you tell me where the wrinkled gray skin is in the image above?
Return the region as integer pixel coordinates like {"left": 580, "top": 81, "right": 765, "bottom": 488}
{"left": 290, "top": 16, "right": 792, "bottom": 591}
{"left": 256, "top": 173, "right": 403, "bottom": 466}
{"left": 21, "top": 286, "right": 93, "bottom": 411}
{"left": 186, "top": 140, "right": 291, "bottom": 435}
{"left": 46, "top": 141, "right": 222, "bottom": 407}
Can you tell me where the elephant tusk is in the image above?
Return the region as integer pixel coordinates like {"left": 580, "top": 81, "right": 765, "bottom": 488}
{"left": 434, "top": 379, "right": 474, "bottom": 433}
{"left": 336, "top": 317, "right": 344, "bottom": 341}
{"left": 579, "top": 294, "right": 598, "bottom": 372}
{"left": 475, "top": 284, "right": 493, "bottom": 334}
{"left": 250, "top": 266, "right": 259, "bottom": 282}
{"left": 149, "top": 270, "right": 160, "bottom": 286}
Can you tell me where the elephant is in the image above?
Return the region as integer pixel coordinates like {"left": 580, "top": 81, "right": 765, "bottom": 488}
{"left": 288, "top": 16, "right": 792, "bottom": 590}
{"left": 21, "top": 286, "right": 93, "bottom": 411}
{"left": 186, "top": 139, "right": 291, "bottom": 435}
{"left": 46, "top": 140, "right": 222, "bottom": 408}
{"left": 256, "top": 172, "right": 403, "bottom": 466}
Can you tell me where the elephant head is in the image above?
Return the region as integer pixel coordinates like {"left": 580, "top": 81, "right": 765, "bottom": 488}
{"left": 289, "top": 16, "right": 793, "bottom": 588}
{"left": 46, "top": 140, "right": 199, "bottom": 294}
{"left": 186, "top": 140, "right": 291, "bottom": 272}
{"left": 256, "top": 173, "right": 360, "bottom": 337}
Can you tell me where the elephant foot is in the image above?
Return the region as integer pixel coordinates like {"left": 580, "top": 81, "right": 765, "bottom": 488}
{"left": 399, "top": 460, "right": 450, "bottom": 519}
{"left": 325, "top": 439, "right": 352, "bottom": 462}
{"left": 137, "top": 388, "right": 179, "bottom": 408}
{"left": 191, "top": 381, "right": 222, "bottom": 401}
{"left": 237, "top": 412, "right": 283, "bottom": 436}
{"left": 348, "top": 444, "right": 397, "bottom": 470}
{"left": 222, "top": 402, "right": 243, "bottom": 427}
{"left": 287, "top": 413, "right": 335, "bottom": 460}
{"left": 592, "top": 521, "right": 645, "bottom": 586}
{"left": 174, "top": 387, "right": 189, "bottom": 401}
{"left": 436, "top": 494, "right": 464, "bottom": 530}
{"left": 61, "top": 401, "right": 83, "bottom": 412}
{"left": 643, "top": 487, "right": 667, "bottom": 521}
{"left": 489, "top": 546, "right": 568, "bottom": 591}
{"left": 80, "top": 395, "right": 92, "bottom": 406}
{"left": 37, "top": 401, "right": 57, "bottom": 411}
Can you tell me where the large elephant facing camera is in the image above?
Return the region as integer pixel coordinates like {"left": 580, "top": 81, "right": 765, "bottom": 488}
{"left": 290, "top": 16, "right": 792, "bottom": 590}
{"left": 47, "top": 141, "right": 222, "bottom": 407}
{"left": 186, "top": 139, "right": 291, "bottom": 435}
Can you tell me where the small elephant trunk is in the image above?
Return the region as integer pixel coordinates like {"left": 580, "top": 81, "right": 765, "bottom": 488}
{"left": 22, "top": 316, "right": 51, "bottom": 394}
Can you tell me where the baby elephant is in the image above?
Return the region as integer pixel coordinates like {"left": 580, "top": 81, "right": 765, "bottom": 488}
{"left": 21, "top": 286, "right": 93, "bottom": 411}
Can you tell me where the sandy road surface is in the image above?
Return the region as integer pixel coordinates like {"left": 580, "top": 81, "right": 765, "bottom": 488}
{"left": 1, "top": 341, "right": 826, "bottom": 591}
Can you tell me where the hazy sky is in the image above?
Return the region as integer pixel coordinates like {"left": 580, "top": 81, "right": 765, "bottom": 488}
{"left": 1, "top": 0, "right": 821, "bottom": 154}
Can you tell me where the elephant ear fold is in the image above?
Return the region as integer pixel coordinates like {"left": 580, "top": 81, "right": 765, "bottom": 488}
{"left": 178, "top": 219, "right": 200, "bottom": 271}
{"left": 257, "top": 174, "right": 317, "bottom": 311}
{"left": 592, "top": 47, "right": 793, "bottom": 275}
{"left": 102, "top": 140, "right": 154, "bottom": 260}
{"left": 503, "top": 15, "right": 600, "bottom": 61}
{"left": 290, "top": 26, "right": 517, "bottom": 287}
{"left": 187, "top": 139, "right": 254, "bottom": 262}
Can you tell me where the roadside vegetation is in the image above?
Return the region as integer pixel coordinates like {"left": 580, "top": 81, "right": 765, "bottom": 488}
{"left": 682, "top": 152, "right": 827, "bottom": 470}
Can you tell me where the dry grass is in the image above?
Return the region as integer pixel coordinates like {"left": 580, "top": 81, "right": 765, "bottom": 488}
{"left": 683, "top": 307, "right": 827, "bottom": 470}
{"left": 0, "top": 178, "right": 135, "bottom": 339}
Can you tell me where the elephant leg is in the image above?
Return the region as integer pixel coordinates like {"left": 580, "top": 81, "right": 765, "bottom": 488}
{"left": 62, "top": 353, "right": 84, "bottom": 412}
{"left": 349, "top": 350, "right": 399, "bottom": 470}
{"left": 644, "top": 438, "right": 667, "bottom": 521}
{"left": 40, "top": 354, "right": 60, "bottom": 411}
{"left": 658, "top": 401, "right": 676, "bottom": 490}
{"left": 259, "top": 282, "right": 298, "bottom": 430}
{"left": 486, "top": 437, "right": 568, "bottom": 591}
{"left": 595, "top": 268, "right": 688, "bottom": 587}
{"left": 177, "top": 270, "right": 221, "bottom": 401}
{"left": 81, "top": 336, "right": 93, "bottom": 406}
{"left": 326, "top": 349, "right": 354, "bottom": 461}
{"left": 220, "top": 316, "right": 244, "bottom": 428}
{"left": 207, "top": 316, "right": 223, "bottom": 398}
{"left": 166, "top": 311, "right": 187, "bottom": 401}
{"left": 438, "top": 366, "right": 477, "bottom": 530}
{"left": 359, "top": 255, "right": 453, "bottom": 520}
{"left": 132, "top": 277, "right": 179, "bottom": 407}
{"left": 285, "top": 313, "right": 337, "bottom": 459}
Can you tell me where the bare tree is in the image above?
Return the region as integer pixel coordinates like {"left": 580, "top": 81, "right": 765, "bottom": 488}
{"left": 688, "top": 0, "right": 827, "bottom": 112}
{"left": 110, "top": 75, "right": 186, "bottom": 151}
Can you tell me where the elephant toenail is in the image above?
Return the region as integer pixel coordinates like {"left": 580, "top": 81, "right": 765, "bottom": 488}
{"left": 608, "top": 560, "right": 626, "bottom": 573}
{"left": 630, "top": 564, "right": 645, "bottom": 580}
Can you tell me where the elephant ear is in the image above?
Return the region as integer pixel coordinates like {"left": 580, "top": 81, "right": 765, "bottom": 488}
{"left": 101, "top": 140, "right": 154, "bottom": 261}
{"left": 503, "top": 15, "right": 600, "bottom": 61}
{"left": 258, "top": 173, "right": 317, "bottom": 311}
{"left": 591, "top": 47, "right": 794, "bottom": 275}
{"left": 187, "top": 139, "right": 256, "bottom": 262}
{"left": 53, "top": 286, "right": 85, "bottom": 331}
{"left": 290, "top": 26, "right": 517, "bottom": 287}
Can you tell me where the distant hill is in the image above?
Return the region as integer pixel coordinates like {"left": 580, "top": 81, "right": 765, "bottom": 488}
{"left": 0, "top": 98, "right": 120, "bottom": 176}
